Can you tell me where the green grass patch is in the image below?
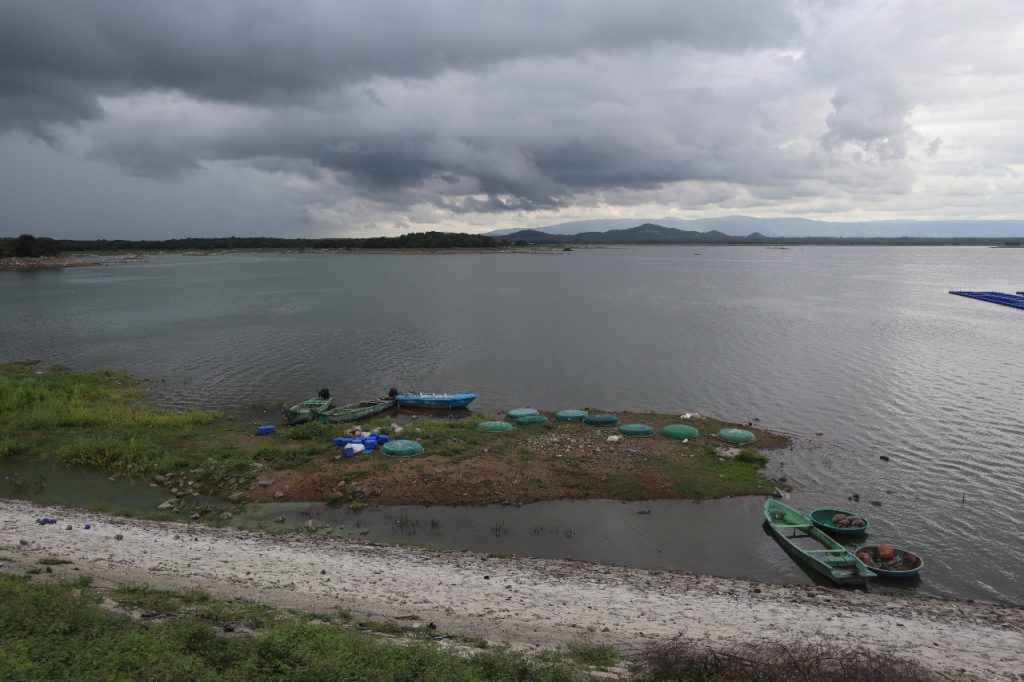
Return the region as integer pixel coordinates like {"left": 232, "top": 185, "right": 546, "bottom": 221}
{"left": 736, "top": 447, "right": 768, "bottom": 465}
{"left": 661, "top": 448, "right": 775, "bottom": 499}
{"left": 606, "top": 473, "right": 643, "bottom": 501}
{"left": 562, "top": 639, "right": 618, "bottom": 669}
{"left": 0, "top": 362, "right": 341, "bottom": 499}
{"left": 0, "top": 575, "right": 585, "bottom": 680}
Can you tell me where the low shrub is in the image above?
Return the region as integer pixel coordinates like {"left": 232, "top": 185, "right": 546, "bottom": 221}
{"left": 635, "top": 636, "right": 934, "bottom": 681}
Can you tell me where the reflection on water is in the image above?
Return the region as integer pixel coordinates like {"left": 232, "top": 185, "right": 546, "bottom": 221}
{"left": 1, "top": 247, "right": 1022, "bottom": 602}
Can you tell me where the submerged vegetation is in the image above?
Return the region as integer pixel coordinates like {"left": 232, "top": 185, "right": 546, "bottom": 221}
{"left": 0, "top": 362, "right": 330, "bottom": 501}
{"left": 0, "top": 362, "right": 787, "bottom": 507}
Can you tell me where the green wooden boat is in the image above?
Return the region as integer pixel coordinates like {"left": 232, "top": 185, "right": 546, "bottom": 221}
{"left": 764, "top": 499, "right": 876, "bottom": 586}
{"left": 282, "top": 396, "right": 333, "bottom": 425}
{"left": 316, "top": 398, "right": 396, "bottom": 424}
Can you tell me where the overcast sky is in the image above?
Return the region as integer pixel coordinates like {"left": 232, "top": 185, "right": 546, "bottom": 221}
{"left": 2, "top": 1, "right": 1023, "bottom": 238}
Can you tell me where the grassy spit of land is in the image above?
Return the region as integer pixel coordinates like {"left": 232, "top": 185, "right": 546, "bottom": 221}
{"left": 0, "top": 362, "right": 788, "bottom": 510}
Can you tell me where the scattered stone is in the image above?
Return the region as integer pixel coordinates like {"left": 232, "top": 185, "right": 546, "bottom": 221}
{"left": 191, "top": 513, "right": 201, "bottom": 520}
{"left": 879, "top": 455, "right": 890, "bottom": 462}
{"left": 274, "top": 516, "right": 286, "bottom": 523}
{"left": 274, "top": 491, "right": 284, "bottom": 499}
{"left": 45, "top": 566, "right": 52, "bottom": 573}
{"left": 66, "top": 525, "right": 73, "bottom": 531}
{"left": 19, "top": 539, "right": 28, "bottom": 546}
{"left": 114, "top": 534, "right": 124, "bottom": 541}
{"left": 220, "top": 512, "right": 233, "bottom": 520}
{"left": 157, "top": 499, "right": 178, "bottom": 510}
{"left": 851, "top": 493, "right": 860, "bottom": 502}
{"left": 228, "top": 492, "right": 244, "bottom": 502}
{"left": 869, "top": 501, "right": 882, "bottom": 507}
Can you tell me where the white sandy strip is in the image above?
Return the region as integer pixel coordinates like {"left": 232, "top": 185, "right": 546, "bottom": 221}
{"left": 2, "top": 500, "right": 1022, "bottom": 679}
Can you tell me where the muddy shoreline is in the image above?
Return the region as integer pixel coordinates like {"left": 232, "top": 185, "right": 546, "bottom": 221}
{"left": 3, "top": 499, "right": 1022, "bottom": 679}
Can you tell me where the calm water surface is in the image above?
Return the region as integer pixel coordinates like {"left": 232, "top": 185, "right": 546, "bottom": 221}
{"left": 1, "top": 247, "right": 1021, "bottom": 602}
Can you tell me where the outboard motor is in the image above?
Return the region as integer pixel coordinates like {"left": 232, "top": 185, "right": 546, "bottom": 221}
{"left": 318, "top": 388, "right": 330, "bottom": 399}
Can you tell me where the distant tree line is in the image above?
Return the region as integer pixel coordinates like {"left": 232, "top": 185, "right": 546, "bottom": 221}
{"left": 0, "top": 234, "right": 63, "bottom": 258}
{"left": 1, "top": 231, "right": 502, "bottom": 256}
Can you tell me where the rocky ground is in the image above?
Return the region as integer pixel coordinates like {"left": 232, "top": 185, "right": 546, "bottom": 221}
{"left": 0, "top": 254, "right": 147, "bottom": 270}
{"left": 3, "top": 499, "right": 1022, "bottom": 679}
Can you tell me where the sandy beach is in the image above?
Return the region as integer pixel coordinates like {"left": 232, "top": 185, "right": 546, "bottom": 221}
{"left": 2, "top": 499, "right": 1022, "bottom": 679}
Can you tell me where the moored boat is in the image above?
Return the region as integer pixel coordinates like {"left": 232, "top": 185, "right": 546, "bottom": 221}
{"left": 316, "top": 398, "right": 396, "bottom": 424}
{"left": 764, "top": 499, "right": 876, "bottom": 586}
{"left": 395, "top": 392, "right": 477, "bottom": 408}
{"left": 810, "top": 508, "right": 870, "bottom": 535}
{"left": 855, "top": 545, "right": 924, "bottom": 578}
{"left": 282, "top": 396, "right": 333, "bottom": 425}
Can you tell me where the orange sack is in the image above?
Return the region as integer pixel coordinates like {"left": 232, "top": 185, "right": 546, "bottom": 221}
{"left": 878, "top": 543, "right": 895, "bottom": 560}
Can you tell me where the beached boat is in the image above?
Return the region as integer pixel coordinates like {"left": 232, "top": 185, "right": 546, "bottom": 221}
{"left": 282, "top": 396, "right": 333, "bottom": 425}
{"left": 855, "top": 545, "right": 923, "bottom": 579}
{"left": 764, "top": 499, "right": 876, "bottom": 586}
{"left": 395, "top": 392, "right": 477, "bottom": 408}
{"left": 810, "top": 508, "right": 870, "bottom": 535}
{"left": 316, "top": 398, "right": 396, "bottom": 424}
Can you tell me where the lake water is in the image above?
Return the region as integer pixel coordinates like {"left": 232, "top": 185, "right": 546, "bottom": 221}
{"left": 1, "top": 247, "right": 1021, "bottom": 603}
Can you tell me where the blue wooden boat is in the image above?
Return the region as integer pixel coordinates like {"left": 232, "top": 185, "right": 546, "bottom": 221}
{"left": 395, "top": 392, "right": 477, "bottom": 408}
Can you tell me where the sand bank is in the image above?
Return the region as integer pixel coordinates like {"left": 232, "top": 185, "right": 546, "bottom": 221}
{"left": 2, "top": 499, "right": 1021, "bottom": 679}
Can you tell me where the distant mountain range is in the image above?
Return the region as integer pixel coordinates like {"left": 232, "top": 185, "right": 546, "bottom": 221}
{"left": 487, "top": 215, "right": 1024, "bottom": 239}
{"left": 496, "top": 223, "right": 1023, "bottom": 246}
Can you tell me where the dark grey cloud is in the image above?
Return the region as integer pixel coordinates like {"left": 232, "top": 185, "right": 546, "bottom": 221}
{"left": 2, "top": 0, "right": 1022, "bottom": 237}
{"left": 0, "top": 0, "right": 800, "bottom": 135}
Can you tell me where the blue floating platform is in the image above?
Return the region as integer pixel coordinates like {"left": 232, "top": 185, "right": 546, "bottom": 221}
{"left": 949, "top": 291, "right": 1024, "bottom": 311}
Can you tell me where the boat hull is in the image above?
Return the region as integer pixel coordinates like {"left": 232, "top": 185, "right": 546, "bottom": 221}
{"left": 855, "top": 545, "right": 923, "bottom": 579}
{"left": 396, "top": 392, "right": 477, "bottom": 408}
{"left": 283, "top": 397, "right": 333, "bottom": 425}
{"left": 764, "top": 499, "right": 875, "bottom": 586}
{"left": 316, "top": 399, "right": 396, "bottom": 424}
{"left": 810, "top": 508, "right": 870, "bottom": 535}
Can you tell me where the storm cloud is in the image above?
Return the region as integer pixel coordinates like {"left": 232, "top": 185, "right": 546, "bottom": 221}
{"left": 1, "top": 0, "right": 1023, "bottom": 237}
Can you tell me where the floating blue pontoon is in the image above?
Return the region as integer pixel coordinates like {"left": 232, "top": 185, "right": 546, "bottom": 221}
{"left": 949, "top": 291, "right": 1024, "bottom": 311}
{"left": 396, "top": 392, "right": 477, "bottom": 408}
